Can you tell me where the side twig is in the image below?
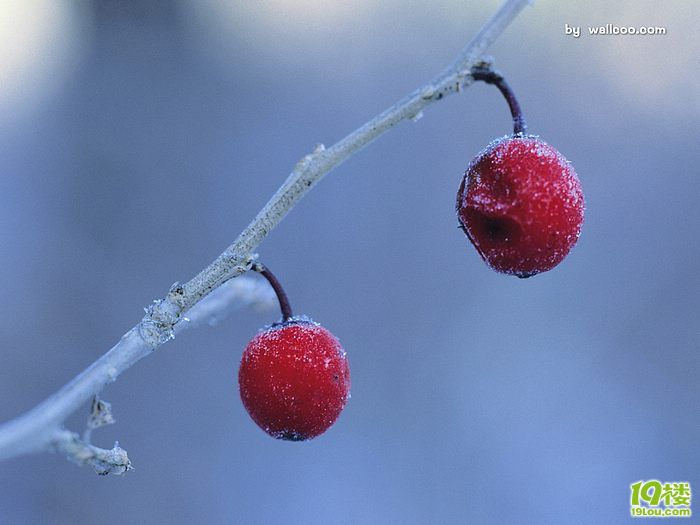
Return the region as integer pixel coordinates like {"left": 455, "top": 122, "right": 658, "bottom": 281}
{"left": 0, "top": 0, "right": 531, "bottom": 468}
{"left": 52, "top": 430, "right": 132, "bottom": 476}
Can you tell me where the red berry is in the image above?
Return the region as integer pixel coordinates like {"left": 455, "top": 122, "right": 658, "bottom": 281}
{"left": 456, "top": 135, "right": 584, "bottom": 277}
{"left": 238, "top": 319, "right": 350, "bottom": 441}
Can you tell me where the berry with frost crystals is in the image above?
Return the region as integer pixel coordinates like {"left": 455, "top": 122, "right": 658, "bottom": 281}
{"left": 239, "top": 319, "right": 350, "bottom": 441}
{"left": 456, "top": 135, "right": 585, "bottom": 277}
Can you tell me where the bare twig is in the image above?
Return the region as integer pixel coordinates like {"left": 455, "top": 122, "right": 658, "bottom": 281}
{"left": 52, "top": 429, "right": 132, "bottom": 476}
{"left": 0, "top": 0, "right": 531, "bottom": 466}
{"left": 54, "top": 397, "right": 130, "bottom": 476}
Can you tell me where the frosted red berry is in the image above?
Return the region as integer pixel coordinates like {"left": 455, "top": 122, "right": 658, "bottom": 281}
{"left": 456, "top": 135, "right": 584, "bottom": 277}
{"left": 239, "top": 319, "right": 350, "bottom": 441}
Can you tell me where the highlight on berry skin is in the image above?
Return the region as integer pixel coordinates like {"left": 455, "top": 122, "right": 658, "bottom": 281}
{"left": 238, "top": 264, "right": 350, "bottom": 441}
{"left": 457, "top": 66, "right": 585, "bottom": 277}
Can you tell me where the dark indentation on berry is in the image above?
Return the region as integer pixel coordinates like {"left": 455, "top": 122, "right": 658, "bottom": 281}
{"left": 515, "top": 271, "right": 536, "bottom": 279}
{"left": 465, "top": 209, "right": 521, "bottom": 244}
{"left": 333, "top": 374, "right": 339, "bottom": 382}
{"left": 485, "top": 218, "right": 508, "bottom": 239}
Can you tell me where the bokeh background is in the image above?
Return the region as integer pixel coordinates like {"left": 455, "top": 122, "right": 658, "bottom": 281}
{"left": 0, "top": 1, "right": 698, "bottom": 523}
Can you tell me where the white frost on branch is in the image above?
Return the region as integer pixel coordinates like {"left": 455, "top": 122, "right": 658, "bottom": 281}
{"left": 53, "top": 430, "right": 132, "bottom": 476}
{"left": 180, "top": 273, "right": 278, "bottom": 329}
{"left": 45, "top": 277, "right": 276, "bottom": 476}
{"left": 0, "top": 275, "right": 276, "bottom": 473}
{"left": 52, "top": 396, "right": 131, "bottom": 476}
{"left": 0, "top": 0, "right": 532, "bottom": 471}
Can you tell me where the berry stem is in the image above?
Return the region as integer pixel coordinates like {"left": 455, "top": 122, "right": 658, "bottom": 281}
{"left": 253, "top": 263, "right": 294, "bottom": 321}
{"left": 470, "top": 66, "right": 527, "bottom": 135}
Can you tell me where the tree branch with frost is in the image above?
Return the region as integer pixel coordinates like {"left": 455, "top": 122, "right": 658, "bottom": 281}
{"left": 45, "top": 278, "right": 277, "bottom": 474}
{"left": 51, "top": 396, "right": 132, "bottom": 476}
{"left": 53, "top": 430, "right": 132, "bottom": 476}
{"left": 0, "top": 275, "right": 276, "bottom": 471}
{"left": 0, "top": 0, "right": 532, "bottom": 473}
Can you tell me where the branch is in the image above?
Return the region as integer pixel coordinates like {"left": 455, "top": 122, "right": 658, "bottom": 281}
{"left": 0, "top": 275, "right": 276, "bottom": 465}
{"left": 49, "top": 396, "right": 132, "bottom": 475}
{"left": 0, "top": 0, "right": 531, "bottom": 465}
{"left": 177, "top": 272, "right": 277, "bottom": 329}
{"left": 52, "top": 430, "right": 132, "bottom": 476}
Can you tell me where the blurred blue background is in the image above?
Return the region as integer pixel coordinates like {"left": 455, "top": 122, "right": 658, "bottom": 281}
{"left": 0, "top": 1, "right": 698, "bottom": 523}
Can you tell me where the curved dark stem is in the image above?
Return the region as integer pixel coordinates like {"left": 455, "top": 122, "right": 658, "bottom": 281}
{"left": 253, "top": 263, "right": 293, "bottom": 321}
{"left": 470, "top": 66, "right": 527, "bottom": 135}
